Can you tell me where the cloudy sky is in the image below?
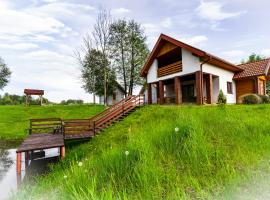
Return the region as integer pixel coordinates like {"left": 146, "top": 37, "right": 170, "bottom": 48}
{"left": 0, "top": 0, "right": 270, "bottom": 102}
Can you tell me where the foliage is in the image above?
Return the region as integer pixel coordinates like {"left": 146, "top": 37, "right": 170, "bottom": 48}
{"left": 241, "top": 53, "right": 265, "bottom": 64}
{"left": 80, "top": 49, "right": 117, "bottom": 97}
{"left": 0, "top": 57, "right": 11, "bottom": 90}
{"left": 217, "top": 90, "right": 227, "bottom": 104}
{"left": 60, "top": 99, "right": 84, "bottom": 105}
{"left": 0, "top": 104, "right": 104, "bottom": 140}
{"left": 0, "top": 93, "right": 49, "bottom": 105}
{"left": 242, "top": 94, "right": 262, "bottom": 104}
{"left": 258, "top": 95, "right": 270, "bottom": 104}
{"left": 109, "top": 19, "right": 149, "bottom": 95}
{"left": 12, "top": 105, "right": 270, "bottom": 199}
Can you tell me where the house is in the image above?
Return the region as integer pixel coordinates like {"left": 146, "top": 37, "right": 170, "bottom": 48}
{"left": 140, "top": 34, "right": 270, "bottom": 105}
{"left": 98, "top": 83, "right": 126, "bottom": 105}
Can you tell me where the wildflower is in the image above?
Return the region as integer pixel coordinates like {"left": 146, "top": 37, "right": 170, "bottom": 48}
{"left": 175, "top": 127, "right": 179, "bottom": 133}
{"left": 78, "top": 162, "right": 83, "bottom": 167}
{"left": 125, "top": 151, "right": 129, "bottom": 156}
{"left": 64, "top": 175, "right": 67, "bottom": 179}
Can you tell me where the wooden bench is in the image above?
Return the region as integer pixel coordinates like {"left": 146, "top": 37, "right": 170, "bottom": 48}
{"left": 29, "top": 118, "right": 63, "bottom": 135}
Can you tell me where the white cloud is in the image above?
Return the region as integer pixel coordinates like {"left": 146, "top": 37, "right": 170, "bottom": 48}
{"left": 261, "top": 49, "right": 270, "bottom": 57}
{"left": 222, "top": 50, "right": 246, "bottom": 57}
{"left": 0, "top": 43, "right": 39, "bottom": 50}
{"left": 196, "top": 1, "right": 245, "bottom": 21}
{"left": 112, "top": 8, "right": 130, "bottom": 15}
{"left": 161, "top": 17, "right": 172, "bottom": 28}
{"left": 180, "top": 35, "right": 208, "bottom": 46}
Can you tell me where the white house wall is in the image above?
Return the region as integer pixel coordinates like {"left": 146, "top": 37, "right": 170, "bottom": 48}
{"left": 203, "top": 63, "right": 236, "bottom": 103}
{"left": 147, "top": 48, "right": 200, "bottom": 83}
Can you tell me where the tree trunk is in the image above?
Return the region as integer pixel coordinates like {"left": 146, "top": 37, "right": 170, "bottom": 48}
{"left": 121, "top": 36, "right": 127, "bottom": 97}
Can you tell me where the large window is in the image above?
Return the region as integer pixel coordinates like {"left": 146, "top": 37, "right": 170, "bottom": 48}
{"left": 227, "top": 82, "right": 233, "bottom": 94}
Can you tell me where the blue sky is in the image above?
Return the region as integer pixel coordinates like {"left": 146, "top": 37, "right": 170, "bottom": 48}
{"left": 0, "top": 0, "right": 270, "bottom": 102}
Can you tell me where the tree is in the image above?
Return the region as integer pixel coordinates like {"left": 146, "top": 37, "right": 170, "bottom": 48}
{"left": 109, "top": 19, "right": 149, "bottom": 96}
{"left": 127, "top": 20, "right": 149, "bottom": 95}
{"left": 0, "top": 57, "right": 11, "bottom": 90}
{"left": 241, "top": 53, "right": 265, "bottom": 64}
{"left": 80, "top": 48, "right": 117, "bottom": 100}
{"left": 92, "top": 8, "right": 112, "bottom": 105}
{"left": 109, "top": 20, "right": 129, "bottom": 97}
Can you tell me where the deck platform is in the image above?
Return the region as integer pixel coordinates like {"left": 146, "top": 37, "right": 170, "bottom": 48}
{"left": 16, "top": 133, "right": 64, "bottom": 153}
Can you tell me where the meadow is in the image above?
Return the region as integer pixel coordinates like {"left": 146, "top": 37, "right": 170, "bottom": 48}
{"left": 9, "top": 104, "right": 270, "bottom": 199}
{"left": 0, "top": 104, "right": 104, "bottom": 140}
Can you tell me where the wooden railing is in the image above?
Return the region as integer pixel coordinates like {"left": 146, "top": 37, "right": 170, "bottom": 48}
{"left": 29, "top": 118, "right": 62, "bottom": 134}
{"left": 27, "top": 95, "right": 145, "bottom": 140}
{"left": 157, "top": 61, "right": 182, "bottom": 77}
{"left": 93, "top": 95, "right": 144, "bottom": 131}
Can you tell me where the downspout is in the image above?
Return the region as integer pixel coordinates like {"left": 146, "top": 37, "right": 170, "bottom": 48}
{"left": 200, "top": 55, "right": 212, "bottom": 105}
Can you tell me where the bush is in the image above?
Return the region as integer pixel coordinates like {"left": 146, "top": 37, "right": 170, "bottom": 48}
{"left": 217, "top": 90, "right": 227, "bottom": 104}
{"left": 258, "top": 95, "right": 270, "bottom": 103}
{"left": 242, "top": 94, "right": 261, "bottom": 104}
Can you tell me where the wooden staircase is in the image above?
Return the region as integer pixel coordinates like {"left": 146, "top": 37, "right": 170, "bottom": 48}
{"left": 63, "top": 95, "right": 145, "bottom": 139}
{"left": 26, "top": 95, "right": 144, "bottom": 140}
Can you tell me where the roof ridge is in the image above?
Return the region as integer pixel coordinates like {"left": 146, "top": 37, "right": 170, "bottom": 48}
{"left": 237, "top": 57, "right": 270, "bottom": 66}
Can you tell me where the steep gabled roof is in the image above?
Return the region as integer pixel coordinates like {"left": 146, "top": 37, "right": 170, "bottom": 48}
{"left": 234, "top": 58, "right": 270, "bottom": 79}
{"left": 140, "top": 34, "right": 242, "bottom": 77}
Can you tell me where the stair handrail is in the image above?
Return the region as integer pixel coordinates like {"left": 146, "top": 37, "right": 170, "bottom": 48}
{"left": 94, "top": 95, "right": 143, "bottom": 127}
{"left": 89, "top": 95, "right": 134, "bottom": 121}
{"left": 94, "top": 95, "right": 137, "bottom": 127}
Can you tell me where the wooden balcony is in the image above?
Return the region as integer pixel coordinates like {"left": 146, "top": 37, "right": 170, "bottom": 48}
{"left": 157, "top": 61, "right": 182, "bottom": 77}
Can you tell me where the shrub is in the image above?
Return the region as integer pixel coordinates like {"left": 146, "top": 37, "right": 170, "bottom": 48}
{"left": 258, "top": 95, "right": 270, "bottom": 103}
{"left": 242, "top": 94, "right": 261, "bottom": 104}
{"left": 217, "top": 90, "right": 227, "bottom": 104}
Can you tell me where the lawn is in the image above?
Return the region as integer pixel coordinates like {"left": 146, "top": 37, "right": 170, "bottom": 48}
{"left": 12, "top": 104, "right": 270, "bottom": 199}
{"left": 0, "top": 104, "right": 104, "bottom": 140}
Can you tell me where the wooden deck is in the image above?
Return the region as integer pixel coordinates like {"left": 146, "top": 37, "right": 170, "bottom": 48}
{"left": 16, "top": 133, "right": 64, "bottom": 153}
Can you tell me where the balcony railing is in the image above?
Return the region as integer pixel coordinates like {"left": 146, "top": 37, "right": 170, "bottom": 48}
{"left": 157, "top": 61, "right": 182, "bottom": 77}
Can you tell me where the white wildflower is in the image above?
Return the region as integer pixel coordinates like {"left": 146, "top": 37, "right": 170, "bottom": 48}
{"left": 64, "top": 175, "right": 67, "bottom": 179}
{"left": 78, "top": 162, "right": 83, "bottom": 167}
{"left": 125, "top": 151, "right": 129, "bottom": 156}
{"left": 175, "top": 127, "right": 179, "bottom": 133}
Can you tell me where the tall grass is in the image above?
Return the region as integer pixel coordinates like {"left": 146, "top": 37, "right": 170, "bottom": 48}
{"left": 14, "top": 105, "right": 270, "bottom": 199}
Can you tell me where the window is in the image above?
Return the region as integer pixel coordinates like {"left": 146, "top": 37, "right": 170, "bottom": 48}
{"left": 227, "top": 82, "right": 233, "bottom": 94}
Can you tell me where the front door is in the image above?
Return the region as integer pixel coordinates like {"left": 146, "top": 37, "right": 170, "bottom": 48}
{"left": 182, "top": 84, "right": 195, "bottom": 102}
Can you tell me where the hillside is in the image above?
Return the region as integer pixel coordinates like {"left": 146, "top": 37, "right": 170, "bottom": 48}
{"left": 0, "top": 105, "right": 104, "bottom": 140}
{"left": 14, "top": 105, "right": 270, "bottom": 199}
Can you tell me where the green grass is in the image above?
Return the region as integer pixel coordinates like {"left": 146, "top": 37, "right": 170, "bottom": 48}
{"left": 0, "top": 104, "right": 104, "bottom": 140}
{"left": 13, "top": 104, "right": 270, "bottom": 199}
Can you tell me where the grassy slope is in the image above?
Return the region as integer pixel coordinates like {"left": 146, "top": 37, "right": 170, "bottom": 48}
{"left": 0, "top": 105, "right": 104, "bottom": 140}
{"left": 15, "top": 105, "right": 270, "bottom": 199}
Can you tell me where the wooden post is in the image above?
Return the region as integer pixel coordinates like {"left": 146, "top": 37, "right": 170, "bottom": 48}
{"left": 206, "top": 74, "right": 213, "bottom": 104}
{"left": 147, "top": 83, "right": 152, "bottom": 104}
{"left": 196, "top": 71, "right": 203, "bottom": 105}
{"left": 60, "top": 146, "right": 65, "bottom": 159}
{"left": 174, "top": 76, "right": 182, "bottom": 104}
{"left": 254, "top": 77, "right": 259, "bottom": 94}
{"left": 25, "top": 151, "right": 29, "bottom": 171}
{"left": 16, "top": 152, "right": 22, "bottom": 187}
{"left": 40, "top": 95, "right": 43, "bottom": 106}
{"left": 159, "top": 80, "right": 164, "bottom": 104}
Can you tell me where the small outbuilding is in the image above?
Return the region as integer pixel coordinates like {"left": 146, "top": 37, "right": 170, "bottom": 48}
{"left": 24, "top": 89, "right": 44, "bottom": 106}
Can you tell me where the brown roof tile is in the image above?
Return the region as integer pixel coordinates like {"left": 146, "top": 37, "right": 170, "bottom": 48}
{"left": 234, "top": 58, "right": 270, "bottom": 79}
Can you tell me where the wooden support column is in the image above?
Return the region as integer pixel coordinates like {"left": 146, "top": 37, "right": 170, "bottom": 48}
{"left": 174, "top": 76, "right": 182, "bottom": 104}
{"left": 206, "top": 74, "right": 213, "bottom": 104}
{"left": 60, "top": 146, "right": 65, "bottom": 159}
{"left": 196, "top": 71, "right": 203, "bottom": 105}
{"left": 254, "top": 77, "right": 259, "bottom": 94}
{"left": 147, "top": 83, "right": 152, "bottom": 104}
{"left": 25, "top": 151, "right": 29, "bottom": 171}
{"left": 16, "top": 152, "right": 22, "bottom": 187}
{"left": 159, "top": 80, "right": 164, "bottom": 104}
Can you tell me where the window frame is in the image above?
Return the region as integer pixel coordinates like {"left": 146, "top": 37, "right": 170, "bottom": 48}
{"left": 227, "top": 81, "right": 233, "bottom": 94}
